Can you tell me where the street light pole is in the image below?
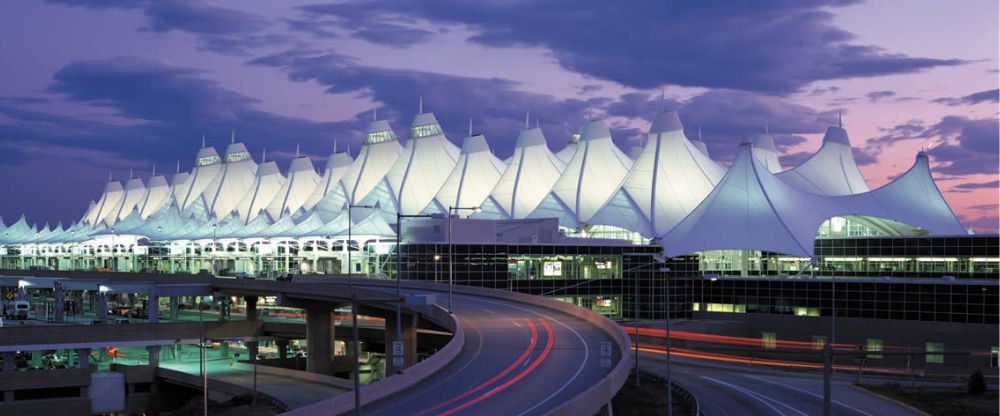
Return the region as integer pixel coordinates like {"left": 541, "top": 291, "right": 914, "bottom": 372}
{"left": 394, "top": 211, "right": 434, "bottom": 375}
{"left": 447, "top": 206, "right": 481, "bottom": 314}
{"left": 664, "top": 265, "right": 672, "bottom": 416}
{"left": 347, "top": 204, "right": 371, "bottom": 416}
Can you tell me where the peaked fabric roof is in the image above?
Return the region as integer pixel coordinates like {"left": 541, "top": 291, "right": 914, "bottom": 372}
{"left": 203, "top": 142, "right": 258, "bottom": 220}
{"left": 175, "top": 146, "right": 224, "bottom": 211}
{"left": 428, "top": 133, "right": 506, "bottom": 214}
{"left": 112, "top": 176, "right": 147, "bottom": 224}
{"left": 480, "top": 126, "right": 565, "bottom": 219}
{"left": 341, "top": 119, "right": 404, "bottom": 206}
{"left": 751, "top": 133, "right": 783, "bottom": 173}
{"left": 662, "top": 143, "right": 966, "bottom": 257}
{"left": 777, "top": 125, "right": 868, "bottom": 195}
{"left": 90, "top": 180, "right": 124, "bottom": 227}
{"left": 555, "top": 128, "right": 581, "bottom": 164}
{"left": 265, "top": 156, "right": 319, "bottom": 220}
{"left": 590, "top": 111, "right": 725, "bottom": 237}
{"left": 382, "top": 111, "right": 460, "bottom": 215}
{"left": 236, "top": 160, "right": 285, "bottom": 224}
{"left": 139, "top": 175, "right": 171, "bottom": 219}
{"left": 304, "top": 150, "right": 353, "bottom": 211}
{"left": 546, "top": 119, "right": 634, "bottom": 223}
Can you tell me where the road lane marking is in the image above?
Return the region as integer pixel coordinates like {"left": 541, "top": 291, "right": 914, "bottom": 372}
{"left": 702, "top": 375, "right": 810, "bottom": 416}
{"left": 472, "top": 298, "right": 590, "bottom": 416}
{"left": 438, "top": 318, "right": 556, "bottom": 416}
{"left": 745, "top": 375, "right": 874, "bottom": 416}
{"left": 415, "top": 318, "right": 538, "bottom": 416}
{"left": 511, "top": 319, "right": 521, "bottom": 327}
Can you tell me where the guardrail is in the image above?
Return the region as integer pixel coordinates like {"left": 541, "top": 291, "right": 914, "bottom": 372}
{"left": 283, "top": 303, "right": 464, "bottom": 415}
{"left": 300, "top": 277, "right": 634, "bottom": 416}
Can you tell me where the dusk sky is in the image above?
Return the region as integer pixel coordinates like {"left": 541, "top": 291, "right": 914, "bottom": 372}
{"left": 1, "top": 0, "right": 997, "bottom": 232}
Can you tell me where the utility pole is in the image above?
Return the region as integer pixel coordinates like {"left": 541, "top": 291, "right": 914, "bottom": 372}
{"left": 348, "top": 204, "right": 371, "bottom": 415}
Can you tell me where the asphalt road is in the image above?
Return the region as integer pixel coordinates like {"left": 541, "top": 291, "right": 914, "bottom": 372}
{"left": 359, "top": 289, "right": 618, "bottom": 416}
{"left": 160, "top": 359, "right": 349, "bottom": 408}
{"left": 638, "top": 352, "right": 921, "bottom": 416}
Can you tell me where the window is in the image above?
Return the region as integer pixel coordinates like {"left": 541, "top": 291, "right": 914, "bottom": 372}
{"left": 195, "top": 154, "right": 221, "bottom": 167}
{"left": 866, "top": 339, "right": 883, "bottom": 359}
{"left": 762, "top": 332, "right": 777, "bottom": 349}
{"left": 691, "top": 302, "right": 700, "bottom": 311}
{"left": 991, "top": 346, "right": 998, "bottom": 368}
{"left": 226, "top": 151, "right": 250, "bottom": 163}
{"left": 812, "top": 335, "right": 827, "bottom": 350}
{"left": 364, "top": 130, "right": 396, "bottom": 144}
{"left": 410, "top": 123, "right": 443, "bottom": 139}
{"left": 926, "top": 342, "right": 944, "bottom": 364}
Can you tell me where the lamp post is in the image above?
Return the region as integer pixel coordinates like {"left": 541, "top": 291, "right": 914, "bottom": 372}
{"left": 394, "top": 212, "right": 434, "bottom": 376}
{"left": 447, "top": 206, "right": 481, "bottom": 313}
{"left": 110, "top": 228, "right": 116, "bottom": 272}
{"left": 211, "top": 224, "right": 218, "bottom": 275}
{"left": 347, "top": 204, "right": 372, "bottom": 416}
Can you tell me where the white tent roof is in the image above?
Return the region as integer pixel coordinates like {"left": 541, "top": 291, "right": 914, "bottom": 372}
{"left": 661, "top": 143, "right": 965, "bottom": 257}
{"left": 546, "top": 119, "right": 634, "bottom": 223}
{"left": 265, "top": 155, "right": 320, "bottom": 220}
{"left": 590, "top": 111, "right": 725, "bottom": 236}
{"left": 555, "top": 128, "right": 581, "bottom": 164}
{"left": 204, "top": 142, "right": 258, "bottom": 220}
{"left": 304, "top": 150, "right": 353, "bottom": 211}
{"left": 383, "top": 111, "right": 460, "bottom": 215}
{"left": 112, "top": 176, "right": 146, "bottom": 224}
{"left": 92, "top": 180, "right": 124, "bottom": 227}
{"left": 341, "top": 119, "right": 403, "bottom": 204}
{"left": 236, "top": 160, "right": 285, "bottom": 224}
{"left": 175, "top": 146, "right": 224, "bottom": 211}
{"left": 480, "top": 126, "right": 565, "bottom": 219}
{"left": 428, "top": 133, "right": 506, "bottom": 214}
{"left": 752, "top": 133, "right": 783, "bottom": 173}
{"left": 169, "top": 170, "right": 191, "bottom": 207}
{"left": 777, "top": 125, "right": 868, "bottom": 195}
{"left": 139, "top": 174, "right": 171, "bottom": 219}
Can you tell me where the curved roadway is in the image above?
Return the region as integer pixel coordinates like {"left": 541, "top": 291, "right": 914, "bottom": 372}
{"left": 283, "top": 278, "right": 626, "bottom": 416}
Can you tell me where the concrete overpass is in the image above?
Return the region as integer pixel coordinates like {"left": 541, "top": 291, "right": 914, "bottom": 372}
{"left": 0, "top": 271, "right": 632, "bottom": 415}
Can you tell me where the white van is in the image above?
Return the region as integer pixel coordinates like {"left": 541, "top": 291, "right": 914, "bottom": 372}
{"left": 4, "top": 300, "right": 29, "bottom": 320}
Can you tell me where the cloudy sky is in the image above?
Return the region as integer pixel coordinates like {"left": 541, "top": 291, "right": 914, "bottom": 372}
{"left": 1, "top": 0, "right": 997, "bottom": 232}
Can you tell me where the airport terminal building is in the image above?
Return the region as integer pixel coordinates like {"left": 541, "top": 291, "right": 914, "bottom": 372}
{"left": 1, "top": 109, "right": 997, "bottom": 332}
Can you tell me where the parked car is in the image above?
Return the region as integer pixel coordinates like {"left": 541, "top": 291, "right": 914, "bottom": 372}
{"left": 4, "top": 300, "right": 30, "bottom": 320}
{"left": 236, "top": 272, "right": 254, "bottom": 280}
{"left": 276, "top": 272, "right": 295, "bottom": 282}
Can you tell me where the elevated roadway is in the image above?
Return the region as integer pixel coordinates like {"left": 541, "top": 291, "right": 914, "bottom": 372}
{"left": 0, "top": 271, "right": 632, "bottom": 415}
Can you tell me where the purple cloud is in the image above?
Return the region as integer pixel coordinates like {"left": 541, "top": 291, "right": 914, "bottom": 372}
{"left": 933, "top": 89, "right": 1000, "bottom": 106}
{"left": 296, "top": 0, "right": 965, "bottom": 93}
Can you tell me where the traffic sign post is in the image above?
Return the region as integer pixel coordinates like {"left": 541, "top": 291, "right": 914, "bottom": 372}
{"left": 600, "top": 341, "right": 612, "bottom": 368}
{"left": 854, "top": 356, "right": 867, "bottom": 384}
{"left": 392, "top": 341, "right": 404, "bottom": 369}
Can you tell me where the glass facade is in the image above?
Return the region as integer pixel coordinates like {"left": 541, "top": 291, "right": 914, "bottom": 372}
{"left": 364, "top": 130, "right": 396, "bottom": 144}
{"left": 409, "top": 123, "right": 443, "bottom": 139}
{"left": 195, "top": 154, "right": 221, "bottom": 167}
{"left": 225, "top": 151, "right": 250, "bottom": 163}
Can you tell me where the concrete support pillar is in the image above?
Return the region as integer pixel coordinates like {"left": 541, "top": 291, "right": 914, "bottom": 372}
{"left": 305, "top": 309, "right": 335, "bottom": 374}
{"left": 220, "top": 341, "right": 230, "bottom": 359}
{"left": 245, "top": 295, "right": 258, "bottom": 321}
{"left": 1, "top": 351, "right": 13, "bottom": 402}
{"left": 246, "top": 341, "right": 258, "bottom": 361}
{"left": 385, "top": 312, "right": 418, "bottom": 373}
{"left": 276, "top": 339, "right": 289, "bottom": 359}
{"left": 169, "top": 297, "right": 179, "bottom": 320}
{"left": 97, "top": 291, "right": 108, "bottom": 322}
{"left": 54, "top": 281, "right": 65, "bottom": 322}
{"left": 147, "top": 290, "right": 159, "bottom": 323}
{"left": 147, "top": 345, "right": 161, "bottom": 367}
{"left": 76, "top": 348, "right": 90, "bottom": 369}
{"left": 2, "top": 352, "right": 15, "bottom": 372}
{"left": 29, "top": 351, "right": 42, "bottom": 368}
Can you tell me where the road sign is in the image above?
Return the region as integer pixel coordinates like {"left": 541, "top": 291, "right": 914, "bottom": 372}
{"left": 393, "top": 341, "right": 404, "bottom": 356}
{"left": 392, "top": 356, "right": 403, "bottom": 368}
{"left": 600, "top": 341, "right": 612, "bottom": 357}
{"left": 853, "top": 357, "right": 868, "bottom": 365}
